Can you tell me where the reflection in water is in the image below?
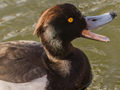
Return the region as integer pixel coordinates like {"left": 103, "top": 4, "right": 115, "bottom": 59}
{"left": 0, "top": 0, "right": 120, "bottom": 89}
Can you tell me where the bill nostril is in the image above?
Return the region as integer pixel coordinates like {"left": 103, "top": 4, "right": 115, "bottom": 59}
{"left": 109, "top": 12, "right": 117, "bottom": 18}
{"left": 92, "top": 19, "right": 97, "bottom": 21}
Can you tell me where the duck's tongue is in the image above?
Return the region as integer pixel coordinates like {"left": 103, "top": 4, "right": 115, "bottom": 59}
{"left": 82, "top": 12, "right": 117, "bottom": 42}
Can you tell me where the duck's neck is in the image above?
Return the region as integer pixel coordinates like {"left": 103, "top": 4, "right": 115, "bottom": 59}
{"left": 41, "top": 38, "right": 73, "bottom": 62}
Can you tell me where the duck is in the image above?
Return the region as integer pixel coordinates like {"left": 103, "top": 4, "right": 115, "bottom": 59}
{"left": 0, "top": 3, "right": 116, "bottom": 90}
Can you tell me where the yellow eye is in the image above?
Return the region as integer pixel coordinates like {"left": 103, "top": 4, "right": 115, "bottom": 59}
{"left": 68, "top": 18, "right": 73, "bottom": 23}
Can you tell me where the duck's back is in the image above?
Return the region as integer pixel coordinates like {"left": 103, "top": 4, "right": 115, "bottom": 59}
{"left": 0, "top": 40, "right": 46, "bottom": 83}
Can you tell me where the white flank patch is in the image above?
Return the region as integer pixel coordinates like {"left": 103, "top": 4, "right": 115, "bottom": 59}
{"left": 0, "top": 75, "right": 47, "bottom": 90}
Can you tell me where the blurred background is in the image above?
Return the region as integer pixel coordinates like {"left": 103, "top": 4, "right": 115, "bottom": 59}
{"left": 0, "top": 0, "right": 120, "bottom": 90}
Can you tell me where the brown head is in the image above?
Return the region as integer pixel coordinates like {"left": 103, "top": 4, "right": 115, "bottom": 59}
{"left": 33, "top": 3, "right": 116, "bottom": 44}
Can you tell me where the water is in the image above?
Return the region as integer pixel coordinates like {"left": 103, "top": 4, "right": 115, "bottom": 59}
{"left": 0, "top": 0, "right": 120, "bottom": 89}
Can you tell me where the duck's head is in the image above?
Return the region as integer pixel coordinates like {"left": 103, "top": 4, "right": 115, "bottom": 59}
{"left": 33, "top": 3, "right": 116, "bottom": 44}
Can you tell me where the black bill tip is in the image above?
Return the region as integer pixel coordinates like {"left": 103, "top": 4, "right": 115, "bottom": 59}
{"left": 109, "top": 12, "right": 117, "bottom": 18}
